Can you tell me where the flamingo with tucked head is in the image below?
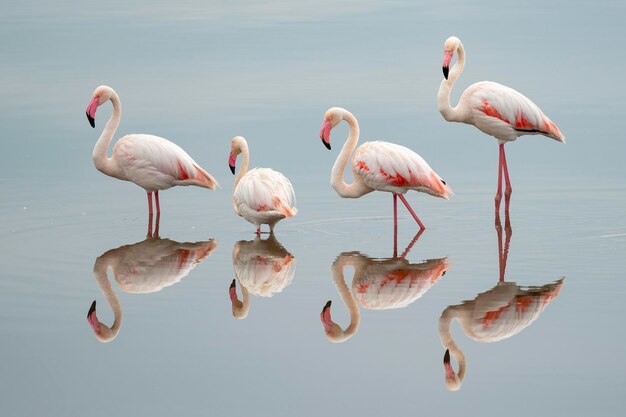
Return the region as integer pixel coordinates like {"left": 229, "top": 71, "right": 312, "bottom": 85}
{"left": 85, "top": 85, "right": 219, "bottom": 221}
{"left": 228, "top": 136, "right": 297, "bottom": 235}
{"left": 438, "top": 37, "right": 565, "bottom": 216}
{"left": 319, "top": 107, "right": 452, "bottom": 231}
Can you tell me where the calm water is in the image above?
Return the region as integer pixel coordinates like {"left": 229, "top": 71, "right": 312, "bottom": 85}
{"left": 2, "top": 1, "right": 626, "bottom": 416}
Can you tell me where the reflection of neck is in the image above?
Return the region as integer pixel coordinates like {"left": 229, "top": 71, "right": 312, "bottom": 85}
{"left": 331, "top": 112, "right": 371, "bottom": 198}
{"left": 231, "top": 278, "right": 250, "bottom": 319}
{"left": 437, "top": 42, "right": 466, "bottom": 123}
{"left": 439, "top": 306, "right": 466, "bottom": 381}
{"left": 331, "top": 254, "right": 364, "bottom": 338}
{"left": 93, "top": 254, "right": 123, "bottom": 339}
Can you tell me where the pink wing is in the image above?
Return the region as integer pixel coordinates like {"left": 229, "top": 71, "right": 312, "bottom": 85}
{"left": 233, "top": 168, "right": 297, "bottom": 217}
{"left": 470, "top": 82, "right": 564, "bottom": 142}
{"left": 114, "top": 134, "right": 218, "bottom": 190}
{"left": 353, "top": 141, "right": 452, "bottom": 198}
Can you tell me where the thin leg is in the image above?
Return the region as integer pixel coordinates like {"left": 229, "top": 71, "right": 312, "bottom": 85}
{"left": 155, "top": 191, "right": 161, "bottom": 214}
{"left": 393, "top": 194, "right": 398, "bottom": 258}
{"left": 399, "top": 228, "right": 424, "bottom": 260}
{"left": 256, "top": 227, "right": 261, "bottom": 237}
{"left": 147, "top": 192, "right": 154, "bottom": 215}
{"left": 495, "top": 144, "right": 504, "bottom": 215}
{"left": 398, "top": 194, "right": 425, "bottom": 230}
{"left": 495, "top": 216, "right": 504, "bottom": 282}
{"left": 147, "top": 213, "right": 154, "bottom": 238}
{"left": 501, "top": 145, "right": 512, "bottom": 214}
{"left": 154, "top": 213, "right": 160, "bottom": 237}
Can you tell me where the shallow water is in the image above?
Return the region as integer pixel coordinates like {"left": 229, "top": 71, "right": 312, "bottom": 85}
{"left": 2, "top": 1, "right": 626, "bottom": 416}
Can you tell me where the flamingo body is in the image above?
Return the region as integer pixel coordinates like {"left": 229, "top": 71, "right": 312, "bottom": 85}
{"left": 229, "top": 136, "right": 297, "bottom": 234}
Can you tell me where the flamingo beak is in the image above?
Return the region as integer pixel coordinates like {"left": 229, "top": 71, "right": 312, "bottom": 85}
{"left": 85, "top": 96, "right": 99, "bottom": 128}
{"left": 442, "top": 50, "right": 453, "bottom": 80}
{"left": 443, "top": 349, "right": 455, "bottom": 379}
{"left": 320, "top": 300, "right": 333, "bottom": 332}
{"left": 319, "top": 120, "right": 332, "bottom": 150}
{"left": 228, "top": 152, "right": 237, "bottom": 175}
{"left": 87, "top": 300, "right": 101, "bottom": 334}
{"left": 229, "top": 279, "right": 238, "bottom": 302}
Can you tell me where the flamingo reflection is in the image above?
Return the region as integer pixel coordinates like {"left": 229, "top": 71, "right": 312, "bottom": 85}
{"left": 321, "top": 231, "right": 449, "bottom": 343}
{"left": 228, "top": 235, "right": 296, "bottom": 319}
{"left": 439, "top": 217, "right": 564, "bottom": 391}
{"left": 86, "top": 236, "right": 217, "bottom": 342}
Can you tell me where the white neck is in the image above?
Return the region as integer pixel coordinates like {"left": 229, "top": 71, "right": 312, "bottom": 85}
{"left": 439, "top": 306, "right": 467, "bottom": 381}
{"left": 92, "top": 253, "right": 123, "bottom": 341}
{"left": 233, "top": 142, "right": 250, "bottom": 190}
{"left": 92, "top": 91, "right": 122, "bottom": 178}
{"left": 331, "top": 111, "right": 372, "bottom": 198}
{"left": 437, "top": 41, "right": 466, "bottom": 123}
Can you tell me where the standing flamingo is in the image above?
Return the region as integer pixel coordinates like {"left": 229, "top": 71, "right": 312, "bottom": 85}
{"left": 319, "top": 107, "right": 452, "bottom": 231}
{"left": 438, "top": 36, "right": 565, "bottom": 215}
{"left": 438, "top": 218, "right": 564, "bottom": 391}
{"left": 85, "top": 85, "right": 219, "bottom": 221}
{"left": 229, "top": 136, "right": 297, "bottom": 235}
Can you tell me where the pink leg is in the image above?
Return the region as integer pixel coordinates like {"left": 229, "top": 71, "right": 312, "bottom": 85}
{"left": 501, "top": 145, "right": 512, "bottom": 214}
{"left": 147, "top": 192, "right": 154, "bottom": 215}
{"left": 399, "top": 228, "right": 424, "bottom": 260}
{"left": 154, "top": 213, "right": 160, "bottom": 237}
{"left": 155, "top": 191, "right": 161, "bottom": 214}
{"left": 495, "top": 144, "right": 504, "bottom": 215}
{"left": 256, "top": 227, "right": 261, "bottom": 237}
{"left": 147, "top": 213, "right": 154, "bottom": 238}
{"left": 398, "top": 194, "right": 425, "bottom": 230}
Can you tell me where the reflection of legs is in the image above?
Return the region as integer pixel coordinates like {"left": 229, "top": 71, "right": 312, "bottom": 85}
{"left": 393, "top": 194, "right": 398, "bottom": 258}
{"left": 501, "top": 145, "right": 512, "bottom": 214}
{"left": 398, "top": 228, "right": 424, "bottom": 260}
{"left": 397, "top": 194, "right": 425, "bottom": 230}
{"left": 495, "top": 214, "right": 512, "bottom": 282}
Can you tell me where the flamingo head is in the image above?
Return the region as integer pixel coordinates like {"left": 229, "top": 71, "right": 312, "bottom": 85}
{"left": 442, "top": 36, "right": 461, "bottom": 80}
{"left": 319, "top": 107, "right": 344, "bottom": 151}
{"left": 229, "top": 136, "right": 247, "bottom": 175}
{"left": 86, "top": 85, "right": 113, "bottom": 128}
{"left": 86, "top": 300, "right": 120, "bottom": 343}
{"left": 229, "top": 279, "right": 249, "bottom": 319}
{"left": 320, "top": 300, "right": 350, "bottom": 343}
{"left": 443, "top": 349, "right": 464, "bottom": 391}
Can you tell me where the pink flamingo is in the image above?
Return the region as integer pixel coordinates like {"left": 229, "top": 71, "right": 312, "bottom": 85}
{"left": 228, "top": 136, "right": 297, "bottom": 235}
{"left": 85, "top": 85, "right": 219, "bottom": 221}
{"left": 439, "top": 218, "right": 564, "bottom": 391}
{"left": 438, "top": 36, "right": 565, "bottom": 215}
{"left": 319, "top": 107, "right": 452, "bottom": 231}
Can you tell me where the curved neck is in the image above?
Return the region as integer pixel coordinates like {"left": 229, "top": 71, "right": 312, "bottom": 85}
{"left": 92, "top": 254, "right": 123, "bottom": 339}
{"left": 438, "top": 42, "right": 466, "bottom": 123}
{"left": 233, "top": 143, "right": 250, "bottom": 190}
{"left": 439, "top": 306, "right": 466, "bottom": 381}
{"left": 331, "top": 255, "right": 362, "bottom": 338}
{"left": 92, "top": 92, "right": 122, "bottom": 178}
{"left": 331, "top": 112, "right": 371, "bottom": 198}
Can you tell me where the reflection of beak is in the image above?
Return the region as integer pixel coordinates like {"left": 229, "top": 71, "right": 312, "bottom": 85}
{"left": 320, "top": 300, "right": 333, "bottom": 332}
{"left": 443, "top": 349, "right": 454, "bottom": 378}
{"left": 319, "top": 120, "right": 331, "bottom": 150}
{"left": 87, "top": 300, "right": 101, "bottom": 334}
{"left": 229, "top": 279, "right": 237, "bottom": 302}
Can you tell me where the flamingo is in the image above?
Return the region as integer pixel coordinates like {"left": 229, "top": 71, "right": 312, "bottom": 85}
{"left": 228, "top": 234, "right": 296, "bottom": 319}
{"left": 228, "top": 136, "right": 297, "bottom": 235}
{"left": 439, "top": 218, "right": 564, "bottom": 391}
{"left": 438, "top": 36, "right": 565, "bottom": 215}
{"left": 320, "top": 232, "right": 449, "bottom": 343}
{"left": 85, "top": 85, "right": 219, "bottom": 221}
{"left": 86, "top": 235, "right": 217, "bottom": 342}
{"left": 319, "top": 107, "right": 452, "bottom": 232}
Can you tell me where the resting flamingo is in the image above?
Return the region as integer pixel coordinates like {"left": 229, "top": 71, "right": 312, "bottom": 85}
{"left": 86, "top": 235, "right": 217, "bottom": 342}
{"left": 320, "top": 232, "right": 449, "bottom": 343}
{"left": 85, "top": 85, "right": 219, "bottom": 219}
{"left": 229, "top": 136, "right": 297, "bottom": 235}
{"left": 439, "top": 218, "right": 564, "bottom": 391}
{"left": 228, "top": 234, "right": 296, "bottom": 319}
{"left": 319, "top": 107, "right": 452, "bottom": 231}
{"left": 437, "top": 36, "right": 565, "bottom": 215}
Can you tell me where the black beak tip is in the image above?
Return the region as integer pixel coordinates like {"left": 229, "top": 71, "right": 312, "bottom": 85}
{"left": 444, "top": 349, "right": 451, "bottom": 365}
{"left": 443, "top": 66, "right": 449, "bottom": 80}
{"left": 229, "top": 164, "right": 236, "bottom": 175}
{"left": 230, "top": 279, "right": 236, "bottom": 289}
{"left": 86, "top": 113, "right": 95, "bottom": 128}
{"left": 88, "top": 300, "right": 96, "bottom": 317}
{"left": 321, "top": 137, "right": 331, "bottom": 150}
{"left": 323, "top": 300, "right": 332, "bottom": 311}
